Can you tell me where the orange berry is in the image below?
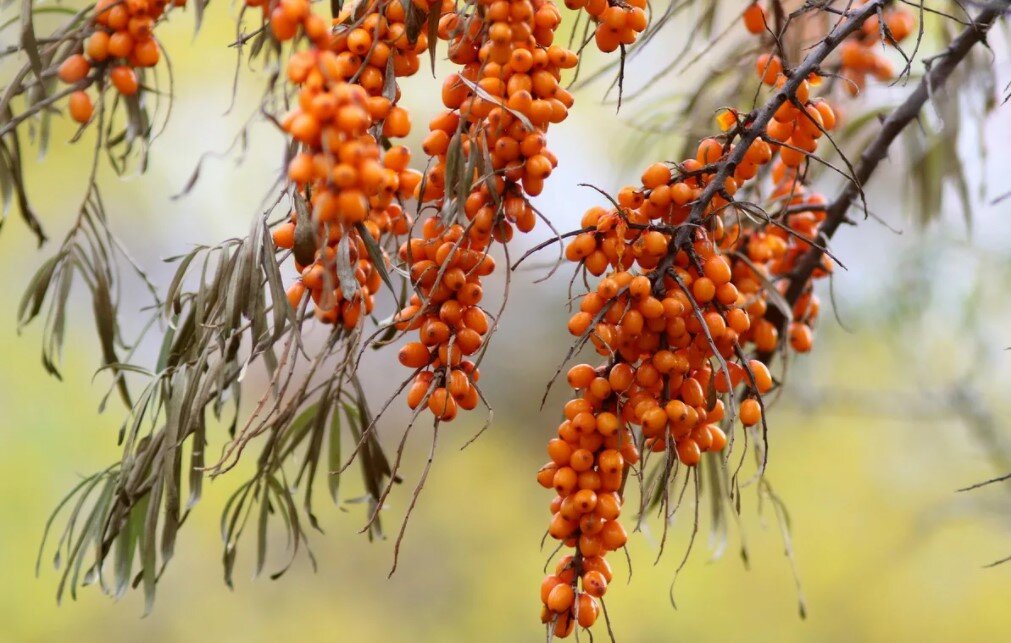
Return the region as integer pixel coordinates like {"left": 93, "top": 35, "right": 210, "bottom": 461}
{"left": 576, "top": 593, "right": 598, "bottom": 627}
{"left": 582, "top": 570, "right": 607, "bottom": 597}
{"left": 68, "top": 91, "right": 93, "bottom": 124}
{"left": 747, "top": 359, "right": 773, "bottom": 393}
{"left": 641, "top": 162, "right": 671, "bottom": 189}
{"left": 676, "top": 439, "right": 701, "bottom": 466}
{"left": 58, "top": 54, "right": 90, "bottom": 84}
{"left": 398, "top": 342, "right": 430, "bottom": 369}
{"left": 702, "top": 255, "right": 732, "bottom": 284}
{"left": 110, "top": 66, "right": 139, "bottom": 96}
{"left": 427, "top": 387, "right": 458, "bottom": 420}
{"left": 547, "top": 583, "right": 575, "bottom": 612}
{"left": 86, "top": 31, "right": 110, "bottom": 62}
{"left": 789, "top": 322, "right": 813, "bottom": 352}
{"left": 743, "top": 2, "right": 766, "bottom": 34}
{"left": 740, "top": 398, "right": 762, "bottom": 426}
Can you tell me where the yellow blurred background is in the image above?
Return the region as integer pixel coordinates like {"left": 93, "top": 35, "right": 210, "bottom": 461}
{"left": 3, "top": 4, "right": 1011, "bottom": 642}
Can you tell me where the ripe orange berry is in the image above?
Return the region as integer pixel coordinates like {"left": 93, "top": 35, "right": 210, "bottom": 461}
{"left": 709, "top": 425, "right": 728, "bottom": 451}
{"left": 133, "top": 39, "right": 160, "bottom": 67}
{"left": 398, "top": 342, "right": 430, "bottom": 369}
{"left": 641, "top": 162, "right": 671, "bottom": 189}
{"left": 740, "top": 398, "right": 762, "bottom": 426}
{"left": 272, "top": 222, "right": 295, "bottom": 249}
{"left": 676, "top": 439, "right": 701, "bottom": 466}
{"left": 546, "top": 583, "right": 575, "bottom": 612}
{"left": 108, "top": 31, "right": 134, "bottom": 58}
{"left": 110, "top": 66, "right": 139, "bottom": 96}
{"left": 58, "top": 55, "right": 90, "bottom": 84}
{"left": 282, "top": 272, "right": 308, "bottom": 306}
{"left": 68, "top": 91, "right": 93, "bottom": 124}
{"left": 747, "top": 359, "right": 773, "bottom": 393}
{"left": 692, "top": 277, "right": 715, "bottom": 303}
{"left": 427, "top": 388, "right": 458, "bottom": 420}
{"left": 86, "top": 31, "right": 111, "bottom": 62}
{"left": 582, "top": 570, "right": 607, "bottom": 597}
{"left": 755, "top": 53, "right": 782, "bottom": 84}
{"left": 576, "top": 593, "right": 598, "bottom": 627}
{"left": 703, "top": 256, "right": 732, "bottom": 284}
{"left": 383, "top": 106, "right": 412, "bottom": 138}
{"left": 743, "top": 2, "right": 766, "bottom": 34}
{"left": 789, "top": 322, "right": 813, "bottom": 352}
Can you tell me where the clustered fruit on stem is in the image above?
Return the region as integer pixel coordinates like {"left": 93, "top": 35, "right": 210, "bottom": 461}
{"left": 536, "top": 1, "right": 915, "bottom": 637}
{"left": 394, "top": 0, "right": 579, "bottom": 422}
{"left": 57, "top": 0, "right": 186, "bottom": 123}
{"left": 269, "top": 1, "right": 430, "bottom": 328}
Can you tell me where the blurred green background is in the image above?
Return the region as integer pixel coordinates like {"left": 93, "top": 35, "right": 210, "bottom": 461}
{"left": 3, "top": 4, "right": 1011, "bottom": 642}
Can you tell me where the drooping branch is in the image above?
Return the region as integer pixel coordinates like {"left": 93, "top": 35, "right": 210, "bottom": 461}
{"left": 769, "top": 0, "right": 1011, "bottom": 331}
{"left": 682, "top": 0, "right": 890, "bottom": 243}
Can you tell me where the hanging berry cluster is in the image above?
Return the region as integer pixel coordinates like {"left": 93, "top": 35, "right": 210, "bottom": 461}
{"left": 838, "top": 2, "right": 915, "bottom": 93}
{"left": 395, "top": 0, "right": 578, "bottom": 422}
{"left": 530, "top": 2, "right": 919, "bottom": 632}
{"left": 273, "top": 51, "right": 422, "bottom": 327}
{"left": 263, "top": 0, "right": 430, "bottom": 137}
{"left": 269, "top": 1, "right": 438, "bottom": 328}
{"left": 563, "top": 0, "right": 648, "bottom": 52}
{"left": 56, "top": 0, "right": 185, "bottom": 124}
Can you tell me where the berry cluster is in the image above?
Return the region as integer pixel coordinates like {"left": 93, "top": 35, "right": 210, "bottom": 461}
{"left": 563, "top": 0, "right": 648, "bottom": 52}
{"left": 271, "top": 1, "right": 442, "bottom": 327}
{"left": 426, "top": 0, "right": 577, "bottom": 201}
{"left": 839, "top": 3, "right": 915, "bottom": 93}
{"left": 264, "top": 0, "right": 432, "bottom": 136}
{"left": 57, "top": 0, "right": 185, "bottom": 123}
{"left": 531, "top": 3, "right": 919, "bottom": 630}
{"left": 395, "top": 0, "right": 578, "bottom": 421}
{"left": 395, "top": 218, "right": 495, "bottom": 420}
{"left": 535, "top": 357, "right": 642, "bottom": 635}
{"left": 272, "top": 49, "right": 421, "bottom": 328}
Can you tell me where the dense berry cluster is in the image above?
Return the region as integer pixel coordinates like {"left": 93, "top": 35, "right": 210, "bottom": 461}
{"left": 264, "top": 0, "right": 431, "bottom": 135}
{"left": 272, "top": 48, "right": 422, "bottom": 327}
{"left": 395, "top": 0, "right": 578, "bottom": 421}
{"left": 394, "top": 218, "right": 494, "bottom": 420}
{"left": 563, "top": 0, "right": 648, "bottom": 52}
{"left": 57, "top": 0, "right": 185, "bottom": 123}
{"left": 839, "top": 3, "right": 915, "bottom": 93}
{"left": 426, "top": 0, "right": 577, "bottom": 201}
{"left": 530, "top": 3, "right": 918, "bottom": 631}
{"left": 271, "top": 1, "right": 441, "bottom": 327}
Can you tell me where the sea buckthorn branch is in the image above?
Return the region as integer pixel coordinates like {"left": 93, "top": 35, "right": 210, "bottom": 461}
{"left": 680, "top": 0, "right": 889, "bottom": 244}
{"left": 37, "top": 205, "right": 403, "bottom": 607}
{"left": 3, "top": 0, "right": 192, "bottom": 407}
{"left": 532, "top": 3, "right": 925, "bottom": 636}
{"left": 768, "top": 0, "right": 1011, "bottom": 335}
{"left": 209, "top": 9, "right": 441, "bottom": 552}
{"left": 327, "top": 0, "right": 582, "bottom": 575}
{"left": 392, "top": 0, "right": 579, "bottom": 425}
{"left": 535, "top": 1, "right": 1011, "bottom": 635}
{"left": 34, "top": 6, "right": 440, "bottom": 594}
{"left": 18, "top": 0, "right": 1006, "bottom": 627}
{"left": 258, "top": 0, "right": 443, "bottom": 424}
{"left": 208, "top": 1, "right": 463, "bottom": 579}
{"left": 1, "top": 0, "right": 185, "bottom": 242}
